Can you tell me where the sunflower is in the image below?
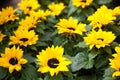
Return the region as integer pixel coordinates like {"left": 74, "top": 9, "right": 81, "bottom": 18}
{"left": 19, "top": 16, "right": 40, "bottom": 31}
{"left": 112, "top": 6, "right": 120, "bottom": 16}
{"left": 37, "top": 45, "right": 71, "bottom": 76}
{"left": 18, "top": 0, "right": 40, "bottom": 14}
{"left": 0, "top": 32, "right": 6, "bottom": 42}
{"left": 84, "top": 29, "right": 116, "bottom": 49}
{"left": 109, "top": 46, "right": 120, "bottom": 77}
{"left": 9, "top": 29, "right": 38, "bottom": 47}
{"left": 0, "top": 46, "right": 28, "bottom": 73}
{"left": 88, "top": 5, "right": 116, "bottom": 29}
{"left": 0, "top": 6, "right": 18, "bottom": 25}
{"left": 48, "top": 2, "right": 66, "bottom": 16}
{"left": 55, "top": 17, "right": 86, "bottom": 35}
{"left": 72, "top": 0, "right": 93, "bottom": 8}
{"left": 30, "top": 9, "right": 51, "bottom": 20}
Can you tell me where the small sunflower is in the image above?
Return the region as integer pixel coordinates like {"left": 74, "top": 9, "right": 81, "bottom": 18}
{"left": 18, "top": 0, "right": 40, "bottom": 14}
{"left": 19, "top": 16, "right": 40, "bottom": 31}
{"left": 112, "top": 6, "right": 120, "bottom": 16}
{"left": 37, "top": 45, "right": 71, "bottom": 76}
{"left": 88, "top": 5, "right": 116, "bottom": 29}
{"left": 0, "top": 32, "right": 6, "bottom": 42}
{"left": 55, "top": 17, "right": 86, "bottom": 35}
{"left": 9, "top": 29, "right": 38, "bottom": 47}
{"left": 0, "top": 46, "right": 28, "bottom": 73}
{"left": 48, "top": 2, "right": 66, "bottom": 16}
{"left": 109, "top": 46, "right": 120, "bottom": 77}
{"left": 30, "top": 9, "right": 51, "bottom": 20}
{"left": 0, "top": 6, "right": 18, "bottom": 25}
{"left": 84, "top": 29, "right": 116, "bottom": 49}
{"left": 72, "top": 0, "right": 93, "bottom": 8}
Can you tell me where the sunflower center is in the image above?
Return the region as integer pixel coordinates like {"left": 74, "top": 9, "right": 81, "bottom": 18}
{"left": 48, "top": 58, "right": 59, "bottom": 68}
{"left": 9, "top": 58, "right": 18, "bottom": 65}
{"left": 81, "top": 0, "right": 86, "bottom": 2}
{"left": 27, "top": 6, "right": 32, "bottom": 10}
{"left": 20, "top": 38, "right": 28, "bottom": 42}
{"left": 68, "top": 28, "right": 75, "bottom": 31}
{"left": 97, "top": 38, "right": 104, "bottom": 41}
{"left": 28, "top": 27, "right": 35, "bottom": 31}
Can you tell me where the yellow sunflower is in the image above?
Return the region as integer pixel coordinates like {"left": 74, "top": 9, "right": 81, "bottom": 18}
{"left": 84, "top": 29, "right": 116, "bottom": 49}
{"left": 9, "top": 29, "right": 38, "bottom": 47}
{"left": 72, "top": 0, "right": 93, "bottom": 8}
{"left": 48, "top": 2, "right": 66, "bottom": 16}
{"left": 112, "top": 6, "right": 120, "bottom": 16}
{"left": 88, "top": 5, "right": 116, "bottom": 29}
{"left": 0, "top": 13, "right": 6, "bottom": 25}
{"left": 0, "top": 46, "right": 28, "bottom": 73}
{"left": 0, "top": 6, "right": 18, "bottom": 25}
{"left": 30, "top": 9, "right": 51, "bottom": 20}
{"left": 19, "top": 16, "right": 40, "bottom": 31}
{"left": 55, "top": 17, "right": 86, "bottom": 35}
{"left": 109, "top": 46, "right": 120, "bottom": 77}
{"left": 37, "top": 45, "right": 71, "bottom": 76}
{"left": 18, "top": 0, "right": 40, "bottom": 14}
{"left": 0, "top": 32, "right": 6, "bottom": 42}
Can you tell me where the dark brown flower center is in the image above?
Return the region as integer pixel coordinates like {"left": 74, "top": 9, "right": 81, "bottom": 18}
{"left": 9, "top": 58, "right": 18, "bottom": 65}
{"left": 28, "top": 27, "right": 35, "bottom": 31}
{"left": 81, "top": 0, "right": 86, "bottom": 2}
{"left": 47, "top": 58, "right": 59, "bottom": 68}
{"left": 68, "top": 28, "right": 75, "bottom": 31}
{"left": 20, "top": 38, "right": 28, "bottom": 42}
{"left": 27, "top": 6, "right": 32, "bottom": 10}
{"left": 97, "top": 38, "right": 104, "bottom": 41}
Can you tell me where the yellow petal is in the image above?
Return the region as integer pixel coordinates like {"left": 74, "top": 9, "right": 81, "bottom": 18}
{"left": 9, "top": 66, "right": 15, "bottom": 73}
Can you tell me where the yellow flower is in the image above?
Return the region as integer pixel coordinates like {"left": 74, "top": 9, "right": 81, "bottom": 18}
{"left": 84, "top": 29, "right": 116, "bottom": 49}
{"left": 19, "top": 16, "right": 40, "bottom": 30}
{"left": 112, "top": 6, "right": 120, "bottom": 16}
{"left": 55, "top": 17, "right": 86, "bottom": 35}
{"left": 9, "top": 29, "right": 38, "bottom": 47}
{"left": 0, "top": 32, "right": 6, "bottom": 42}
{"left": 72, "top": 0, "right": 93, "bottom": 8}
{"left": 0, "top": 6, "right": 18, "bottom": 25}
{"left": 48, "top": 2, "right": 66, "bottom": 16}
{"left": 109, "top": 46, "right": 120, "bottom": 77}
{"left": 18, "top": 0, "right": 40, "bottom": 14}
{"left": 37, "top": 45, "right": 71, "bottom": 76}
{"left": 0, "top": 46, "right": 27, "bottom": 73}
{"left": 0, "top": 13, "right": 6, "bottom": 25}
{"left": 30, "top": 9, "right": 51, "bottom": 20}
{"left": 88, "top": 5, "right": 116, "bottom": 29}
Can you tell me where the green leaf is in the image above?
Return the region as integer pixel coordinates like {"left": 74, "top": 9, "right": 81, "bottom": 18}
{"left": 97, "top": 0, "right": 112, "bottom": 4}
{"left": 76, "top": 74, "right": 97, "bottom": 80}
{"left": 20, "top": 64, "right": 38, "bottom": 80}
{"left": 0, "top": 67, "right": 8, "bottom": 79}
{"left": 74, "top": 41, "right": 88, "bottom": 48}
{"left": 67, "top": 5, "right": 77, "bottom": 17}
{"left": 44, "top": 74, "right": 52, "bottom": 80}
{"left": 54, "top": 73, "right": 63, "bottom": 80}
{"left": 29, "top": 45, "right": 38, "bottom": 51}
{"left": 104, "top": 47, "right": 112, "bottom": 55}
{"left": 83, "top": 7, "right": 95, "bottom": 17}
{"left": 53, "top": 36, "right": 68, "bottom": 46}
{"left": 71, "top": 52, "right": 97, "bottom": 72}
{"left": 95, "top": 55, "right": 108, "bottom": 69}
{"left": 63, "top": 71, "right": 74, "bottom": 80}
{"left": 103, "top": 67, "right": 114, "bottom": 80}
{"left": 23, "top": 53, "right": 36, "bottom": 63}
{"left": 36, "top": 41, "right": 48, "bottom": 47}
{"left": 44, "top": 73, "right": 63, "bottom": 80}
